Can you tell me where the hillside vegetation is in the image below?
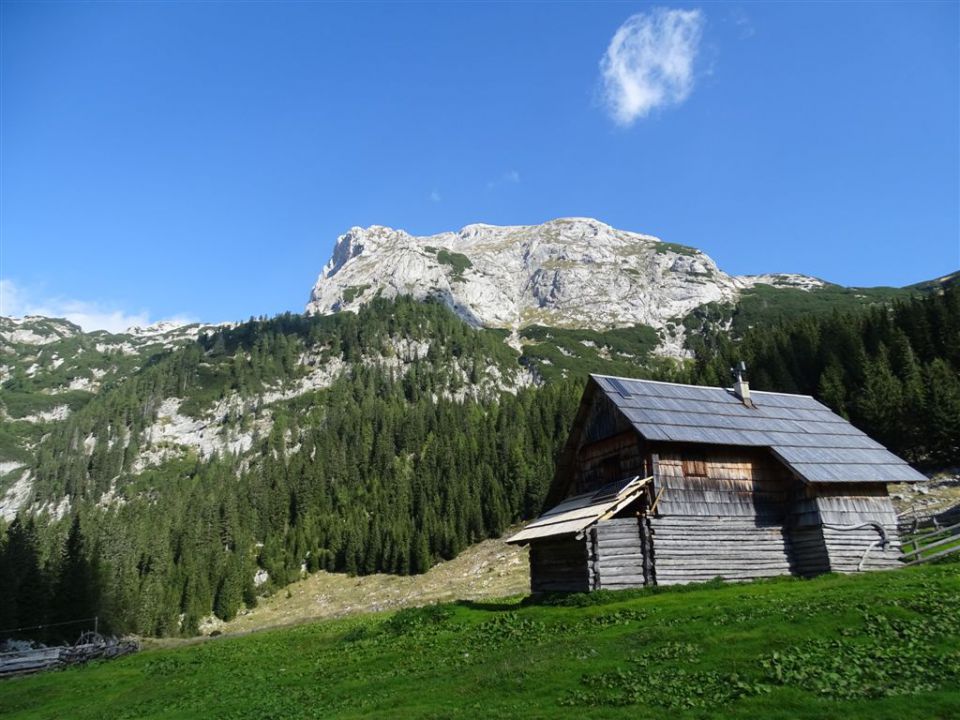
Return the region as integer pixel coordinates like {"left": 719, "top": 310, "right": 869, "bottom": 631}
{"left": 0, "top": 288, "right": 957, "bottom": 641}
{"left": 1, "top": 562, "right": 958, "bottom": 719}
{"left": 0, "top": 299, "right": 580, "bottom": 638}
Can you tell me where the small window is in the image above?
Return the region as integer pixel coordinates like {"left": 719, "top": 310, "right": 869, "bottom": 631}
{"left": 682, "top": 454, "right": 708, "bottom": 478}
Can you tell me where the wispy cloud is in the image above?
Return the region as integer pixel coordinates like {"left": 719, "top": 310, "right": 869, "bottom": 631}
{"left": 600, "top": 8, "right": 705, "bottom": 126}
{"left": 0, "top": 279, "right": 195, "bottom": 333}
{"left": 487, "top": 169, "right": 521, "bottom": 190}
{"left": 429, "top": 189, "right": 442, "bottom": 203}
{"left": 729, "top": 6, "right": 755, "bottom": 39}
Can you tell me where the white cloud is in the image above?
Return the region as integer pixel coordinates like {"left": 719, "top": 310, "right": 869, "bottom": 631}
{"left": 429, "top": 189, "right": 442, "bottom": 203}
{"left": 600, "top": 8, "right": 705, "bottom": 126}
{"left": 0, "top": 279, "right": 195, "bottom": 334}
{"left": 487, "top": 169, "right": 521, "bottom": 190}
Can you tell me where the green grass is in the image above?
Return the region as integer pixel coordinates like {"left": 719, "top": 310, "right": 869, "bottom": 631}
{"left": 0, "top": 422, "right": 44, "bottom": 464}
{"left": 420, "top": 246, "right": 474, "bottom": 280}
{"left": 341, "top": 285, "right": 370, "bottom": 304}
{"left": 2, "top": 563, "right": 958, "bottom": 719}
{"left": 908, "top": 270, "right": 959, "bottom": 293}
{"left": 0, "top": 389, "right": 93, "bottom": 419}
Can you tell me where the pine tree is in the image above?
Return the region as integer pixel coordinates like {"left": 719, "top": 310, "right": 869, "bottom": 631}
{"left": 925, "top": 359, "right": 960, "bottom": 466}
{"left": 50, "top": 515, "right": 99, "bottom": 641}
{"left": 0, "top": 518, "right": 49, "bottom": 638}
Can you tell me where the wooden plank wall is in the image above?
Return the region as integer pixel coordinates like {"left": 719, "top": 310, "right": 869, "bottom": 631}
{"left": 545, "top": 386, "right": 632, "bottom": 507}
{"left": 786, "top": 486, "right": 830, "bottom": 576}
{"left": 787, "top": 526, "right": 831, "bottom": 577}
{"left": 572, "top": 389, "right": 645, "bottom": 496}
{"left": 529, "top": 537, "right": 590, "bottom": 593}
{"left": 650, "top": 516, "right": 793, "bottom": 585}
{"left": 593, "top": 518, "right": 648, "bottom": 589}
{"left": 649, "top": 447, "right": 794, "bottom": 585}
{"left": 813, "top": 484, "right": 903, "bottom": 572}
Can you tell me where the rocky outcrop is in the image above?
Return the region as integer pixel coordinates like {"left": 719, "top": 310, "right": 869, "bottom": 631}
{"left": 0, "top": 317, "right": 81, "bottom": 347}
{"left": 305, "top": 218, "right": 823, "bottom": 355}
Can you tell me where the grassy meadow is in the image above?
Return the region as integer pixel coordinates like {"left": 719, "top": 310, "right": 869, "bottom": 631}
{"left": 1, "top": 561, "right": 958, "bottom": 720}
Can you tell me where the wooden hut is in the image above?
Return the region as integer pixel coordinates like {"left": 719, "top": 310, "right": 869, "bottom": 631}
{"left": 507, "top": 373, "right": 927, "bottom": 591}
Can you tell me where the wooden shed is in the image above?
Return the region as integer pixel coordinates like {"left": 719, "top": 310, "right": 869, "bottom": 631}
{"left": 507, "top": 373, "right": 927, "bottom": 591}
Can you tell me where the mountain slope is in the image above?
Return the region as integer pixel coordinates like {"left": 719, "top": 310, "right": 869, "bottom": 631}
{"left": 0, "top": 317, "right": 226, "bottom": 519}
{"left": 0, "top": 298, "right": 582, "bottom": 638}
{"left": 305, "top": 218, "right": 922, "bottom": 358}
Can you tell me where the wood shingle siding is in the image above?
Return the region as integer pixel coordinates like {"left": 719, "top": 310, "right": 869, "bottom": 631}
{"left": 654, "top": 448, "right": 791, "bottom": 521}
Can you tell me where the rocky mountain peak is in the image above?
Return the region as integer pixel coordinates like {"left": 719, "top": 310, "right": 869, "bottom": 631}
{"left": 307, "top": 218, "right": 812, "bottom": 353}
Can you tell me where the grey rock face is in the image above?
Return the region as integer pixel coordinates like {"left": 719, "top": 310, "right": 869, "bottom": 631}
{"left": 306, "top": 218, "right": 822, "bottom": 354}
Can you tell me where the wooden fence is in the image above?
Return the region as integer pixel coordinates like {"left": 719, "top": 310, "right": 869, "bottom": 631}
{"left": 900, "top": 520, "right": 960, "bottom": 566}
{"left": 0, "top": 633, "right": 139, "bottom": 678}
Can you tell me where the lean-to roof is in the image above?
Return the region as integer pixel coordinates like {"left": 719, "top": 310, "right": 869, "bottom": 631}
{"left": 507, "top": 475, "right": 651, "bottom": 545}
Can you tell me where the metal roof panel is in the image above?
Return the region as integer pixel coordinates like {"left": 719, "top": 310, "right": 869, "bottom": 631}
{"left": 590, "top": 374, "right": 925, "bottom": 484}
{"left": 788, "top": 462, "right": 928, "bottom": 483}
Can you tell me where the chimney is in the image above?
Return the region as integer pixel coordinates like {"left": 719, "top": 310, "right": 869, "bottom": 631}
{"left": 733, "top": 361, "right": 754, "bottom": 408}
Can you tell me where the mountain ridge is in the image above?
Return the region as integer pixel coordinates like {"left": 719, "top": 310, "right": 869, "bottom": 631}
{"left": 305, "top": 217, "right": 829, "bottom": 356}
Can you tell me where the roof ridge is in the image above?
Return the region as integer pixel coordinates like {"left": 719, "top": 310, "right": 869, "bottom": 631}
{"left": 750, "top": 389, "right": 818, "bottom": 400}
{"left": 590, "top": 373, "right": 816, "bottom": 400}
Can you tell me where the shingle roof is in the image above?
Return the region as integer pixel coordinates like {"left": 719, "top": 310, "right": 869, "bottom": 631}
{"left": 506, "top": 476, "right": 651, "bottom": 544}
{"left": 592, "top": 374, "right": 927, "bottom": 484}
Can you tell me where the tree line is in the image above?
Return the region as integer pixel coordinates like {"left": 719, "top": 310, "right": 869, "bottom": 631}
{"left": 685, "top": 285, "right": 960, "bottom": 466}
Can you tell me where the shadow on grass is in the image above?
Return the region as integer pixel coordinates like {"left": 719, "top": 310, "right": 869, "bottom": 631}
{"left": 517, "top": 574, "right": 824, "bottom": 609}
{"left": 454, "top": 598, "right": 525, "bottom": 613}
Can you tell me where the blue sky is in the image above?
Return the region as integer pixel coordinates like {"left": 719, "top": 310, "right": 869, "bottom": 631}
{"left": 1, "top": 1, "right": 958, "bottom": 330}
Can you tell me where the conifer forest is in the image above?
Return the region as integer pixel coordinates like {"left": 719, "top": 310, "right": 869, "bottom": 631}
{"left": 1, "top": 288, "right": 957, "bottom": 639}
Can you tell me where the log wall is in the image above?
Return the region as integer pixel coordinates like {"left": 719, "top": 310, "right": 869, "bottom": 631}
{"left": 649, "top": 516, "right": 793, "bottom": 585}
{"left": 592, "top": 517, "right": 649, "bottom": 589}
{"left": 529, "top": 537, "right": 590, "bottom": 593}
{"left": 650, "top": 446, "right": 795, "bottom": 584}
{"left": 786, "top": 488, "right": 830, "bottom": 576}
